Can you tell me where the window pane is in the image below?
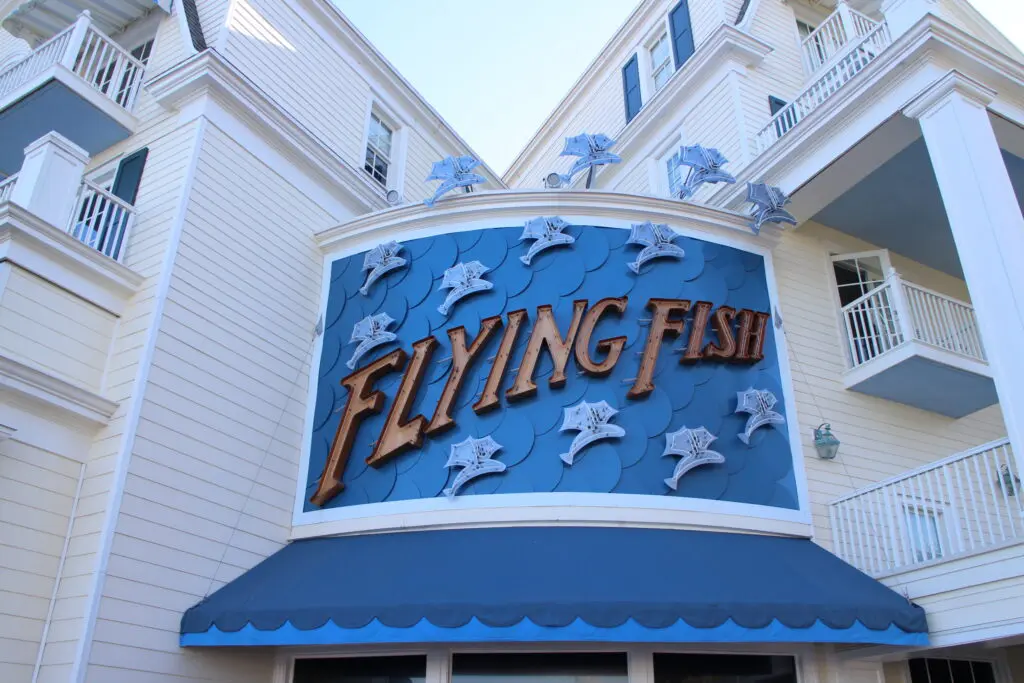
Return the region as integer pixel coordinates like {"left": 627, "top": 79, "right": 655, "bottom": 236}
{"left": 971, "top": 660, "right": 996, "bottom": 683}
{"left": 654, "top": 653, "right": 797, "bottom": 683}
{"left": 651, "top": 34, "right": 670, "bottom": 68}
{"left": 666, "top": 156, "right": 683, "bottom": 198}
{"left": 369, "top": 114, "right": 394, "bottom": 157}
{"left": 452, "top": 653, "right": 627, "bottom": 683}
{"left": 926, "top": 659, "right": 954, "bottom": 683}
{"left": 653, "top": 64, "right": 671, "bottom": 91}
{"left": 294, "top": 655, "right": 426, "bottom": 683}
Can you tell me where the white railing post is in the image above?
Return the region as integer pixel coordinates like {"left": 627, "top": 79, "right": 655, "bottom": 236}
{"left": 835, "top": 1, "right": 857, "bottom": 43}
{"left": 885, "top": 269, "right": 915, "bottom": 344}
{"left": 9, "top": 132, "right": 90, "bottom": 230}
{"left": 60, "top": 11, "right": 92, "bottom": 71}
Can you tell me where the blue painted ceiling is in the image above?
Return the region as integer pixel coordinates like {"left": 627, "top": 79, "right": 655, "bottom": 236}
{"left": 812, "top": 138, "right": 1024, "bottom": 279}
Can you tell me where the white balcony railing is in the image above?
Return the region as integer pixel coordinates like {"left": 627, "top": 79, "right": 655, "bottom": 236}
{"left": 0, "top": 11, "right": 145, "bottom": 113}
{"left": 0, "top": 174, "right": 16, "bottom": 203}
{"left": 67, "top": 180, "right": 136, "bottom": 262}
{"left": 841, "top": 271, "right": 986, "bottom": 369}
{"left": 830, "top": 439, "right": 1022, "bottom": 576}
{"left": 756, "top": 21, "right": 891, "bottom": 152}
{"left": 801, "top": 5, "right": 881, "bottom": 74}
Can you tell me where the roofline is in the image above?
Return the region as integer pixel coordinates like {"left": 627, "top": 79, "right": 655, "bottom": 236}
{"left": 501, "top": 0, "right": 659, "bottom": 184}
{"left": 301, "top": 0, "right": 506, "bottom": 188}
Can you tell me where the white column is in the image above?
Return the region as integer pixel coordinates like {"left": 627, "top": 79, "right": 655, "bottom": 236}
{"left": 880, "top": 0, "right": 941, "bottom": 39}
{"left": 9, "top": 132, "right": 90, "bottom": 230}
{"left": 904, "top": 71, "right": 1024, "bottom": 468}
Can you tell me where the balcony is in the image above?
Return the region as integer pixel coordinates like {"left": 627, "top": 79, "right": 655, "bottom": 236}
{"left": 755, "top": 8, "right": 890, "bottom": 153}
{"left": 0, "top": 11, "right": 144, "bottom": 175}
{"left": 840, "top": 271, "right": 996, "bottom": 417}
{"left": 829, "top": 439, "right": 1021, "bottom": 577}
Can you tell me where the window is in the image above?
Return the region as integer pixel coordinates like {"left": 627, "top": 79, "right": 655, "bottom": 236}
{"left": 668, "top": 1, "right": 695, "bottom": 69}
{"left": 797, "top": 19, "right": 828, "bottom": 70}
{"left": 903, "top": 503, "right": 944, "bottom": 563}
{"left": 654, "top": 653, "right": 797, "bottom": 683}
{"left": 831, "top": 252, "right": 888, "bottom": 307}
{"left": 364, "top": 112, "right": 394, "bottom": 187}
{"left": 908, "top": 658, "right": 996, "bottom": 683}
{"left": 294, "top": 655, "right": 426, "bottom": 683}
{"left": 650, "top": 32, "right": 673, "bottom": 92}
{"left": 452, "top": 653, "right": 627, "bottom": 683}
{"left": 666, "top": 153, "right": 684, "bottom": 198}
{"left": 622, "top": 55, "right": 642, "bottom": 123}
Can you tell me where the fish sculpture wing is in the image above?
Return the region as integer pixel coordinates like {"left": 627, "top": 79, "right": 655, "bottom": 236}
{"left": 359, "top": 240, "right": 407, "bottom": 295}
{"left": 443, "top": 435, "right": 506, "bottom": 497}
{"left": 424, "top": 155, "right": 486, "bottom": 207}
{"left": 559, "top": 400, "right": 625, "bottom": 465}
{"left": 346, "top": 313, "right": 397, "bottom": 369}
{"left": 735, "top": 388, "right": 786, "bottom": 445}
{"left": 675, "top": 145, "right": 736, "bottom": 198}
{"left": 746, "top": 182, "right": 797, "bottom": 234}
{"left": 519, "top": 216, "right": 575, "bottom": 265}
{"left": 662, "top": 425, "right": 725, "bottom": 490}
{"left": 437, "top": 261, "right": 493, "bottom": 315}
{"left": 557, "top": 133, "right": 622, "bottom": 185}
{"left": 626, "top": 221, "right": 685, "bottom": 274}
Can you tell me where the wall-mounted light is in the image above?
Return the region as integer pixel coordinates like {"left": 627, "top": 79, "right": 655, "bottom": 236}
{"left": 813, "top": 423, "right": 840, "bottom": 460}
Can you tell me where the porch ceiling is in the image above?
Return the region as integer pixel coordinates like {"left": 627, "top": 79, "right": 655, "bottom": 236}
{"left": 0, "top": 0, "right": 168, "bottom": 43}
{"left": 807, "top": 116, "right": 1024, "bottom": 279}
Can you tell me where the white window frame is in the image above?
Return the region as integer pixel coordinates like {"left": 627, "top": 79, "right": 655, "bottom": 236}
{"left": 647, "top": 128, "right": 686, "bottom": 199}
{"left": 647, "top": 31, "right": 673, "bottom": 94}
{"left": 898, "top": 496, "right": 951, "bottom": 565}
{"left": 360, "top": 100, "right": 408, "bottom": 197}
{"left": 904, "top": 650, "right": 1013, "bottom": 683}
{"left": 790, "top": 3, "right": 831, "bottom": 77}
{"left": 636, "top": 15, "right": 675, "bottom": 106}
{"left": 827, "top": 249, "right": 893, "bottom": 367}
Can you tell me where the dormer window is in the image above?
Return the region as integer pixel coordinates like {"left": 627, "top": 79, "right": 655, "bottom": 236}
{"left": 650, "top": 33, "right": 672, "bottom": 93}
{"left": 364, "top": 112, "right": 394, "bottom": 187}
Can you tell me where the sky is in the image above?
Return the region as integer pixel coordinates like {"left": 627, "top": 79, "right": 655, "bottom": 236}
{"left": 333, "top": 0, "right": 1024, "bottom": 177}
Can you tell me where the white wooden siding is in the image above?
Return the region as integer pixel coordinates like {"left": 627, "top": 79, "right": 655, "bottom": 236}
{"left": 776, "top": 222, "right": 1006, "bottom": 548}
{"left": 0, "top": 29, "right": 30, "bottom": 68}
{"left": 35, "top": 120, "right": 204, "bottom": 683}
{"left": 0, "top": 439, "right": 81, "bottom": 683}
{"left": 0, "top": 267, "right": 116, "bottom": 391}
{"left": 80, "top": 124, "right": 329, "bottom": 682}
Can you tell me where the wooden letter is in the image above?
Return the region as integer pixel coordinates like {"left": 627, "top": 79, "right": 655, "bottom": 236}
{"left": 627, "top": 298, "right": 691, "bottom": 399}
{"left": 310, "top": 350, "right": 406, "bottom": 506}
{"left": 426, "top": 316, "right": 502, "bottom": 435}
{"left": 703, "top": 305, "right": 737, "bottom": 360}
{"left": 734, "top": 309, "right": 771, "bottom": 363}
{"left": 474, "top": 309, "right": 528, "bottom": 414}
{"left": 681, "top": 300, "right": 713, "bottom": 363}
{"left": 506, "top": 300, "right": 588, "bottom": 401}
{"left": 366, "top": 337, "right": 438, "bottom": 467}
{"left": 574, "top": 296, "right": 628, "bottom": 376}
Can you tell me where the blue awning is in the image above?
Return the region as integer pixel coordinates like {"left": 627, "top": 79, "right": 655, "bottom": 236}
{"left": 180, "top": 527, "right": 928, "bottom": 647}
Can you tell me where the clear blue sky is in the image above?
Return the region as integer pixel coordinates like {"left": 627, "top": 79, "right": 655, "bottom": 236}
{"left": 333, "top": 0, "right": 1023, "bottom": 177}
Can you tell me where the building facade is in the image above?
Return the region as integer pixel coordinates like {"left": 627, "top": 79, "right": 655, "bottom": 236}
{"left": 0, "top": 0, "right": 1022, "bottom": 682}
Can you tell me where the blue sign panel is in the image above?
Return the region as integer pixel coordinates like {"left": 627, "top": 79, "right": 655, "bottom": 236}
{"left": 305, "top": 223, "right": 797, "bottom": 512}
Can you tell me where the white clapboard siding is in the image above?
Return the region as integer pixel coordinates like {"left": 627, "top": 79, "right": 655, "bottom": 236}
{"left": 35, "top": 120, "right": 205, "bottom": 680}
{"left": 80, "top": 124, "right": 329, "bottom": 681}
{"left": 0, "top": 28, "right": 31, "bottom": 69}
{"left": 0, "top": 267, "right": 116, "bottom": 391}
{"left": 0, "top": 440, "right": 82, "bottom": 683}
{"left": 775, "top": 222, "right": 1006, "bottom": 547}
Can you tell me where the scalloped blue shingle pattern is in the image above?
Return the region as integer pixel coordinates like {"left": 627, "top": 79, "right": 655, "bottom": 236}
{"left": 306, "top": 225, "right": 797, "bottom": 511}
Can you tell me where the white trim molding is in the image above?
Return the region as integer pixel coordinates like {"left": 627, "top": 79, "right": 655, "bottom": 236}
{"left": 902, "top": 69, "right": 996, "bottom": 119}
{"left": 0, "top": 422, "right": 15, "bottom": 441}
{"left": 0, "top": 202, "right": 143, "bottom": 315}
{"left": 0, "top": 353, "right": 118, "bottom": 428}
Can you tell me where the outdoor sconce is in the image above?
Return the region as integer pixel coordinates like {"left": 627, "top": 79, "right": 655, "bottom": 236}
{"left": 813, "top": 423, "right": 840, "bottom": 460}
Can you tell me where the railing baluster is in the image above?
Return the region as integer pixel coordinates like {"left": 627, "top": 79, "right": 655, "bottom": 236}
{"left": 882, "top": 483, "right": 903, "bottom": 569}
{"left": 981, "top": 447, "right": 1006, "bottom": 542}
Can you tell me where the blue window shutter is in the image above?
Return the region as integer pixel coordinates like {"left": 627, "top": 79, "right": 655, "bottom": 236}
{"left": 669, "top": 1, "right": 695, "bottom": 69}
{"left": 622, "top": 55, "right": 642, "bottom": 123}
{"left": 112, "top": 148, "right": 148, "bottom": 205}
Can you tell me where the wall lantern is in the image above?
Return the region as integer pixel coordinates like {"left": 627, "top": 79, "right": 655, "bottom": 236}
{"left": 998, "top": 465, "right": 1021, "bottom": 497}
{"left": 813, "top": 423, "right": 840, "bottom": 460}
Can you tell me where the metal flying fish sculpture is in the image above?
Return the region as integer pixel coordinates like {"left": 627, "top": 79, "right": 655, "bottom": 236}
{"left": 346, "top": 313, "right": 397, "bottom": 369}
{"left": 519, "top": 216, "right": 575, "bottom": 265}
{"left": 559, "top": 400, "right": 625, "bottom": 465}
{"left": 746, "top": 182, "right": 797, "bottom": 234}
{"left": 437, "top": 261, "right": 493, "bottom": 315}
{"left": 626, "top": 221, "right": 685, "bottom": 273}
{"left": 359, "top": 240, "right": 407, "bottom": 295}
{"left": 671, "top": 144, "right": 736, "bottom": 199}
{"left": 735, "top": 388, "right": 786, "bottom": 445}
{"left": 554, "top": 133, "right": 621, "bottom": 188}
{"left": 424, "top": 155, "right": 486, "bottom": 207}
{"left": 663, "top": 426, "right": 725, "bottom": 490}
{"left": 443, "top": 435, "right": 505, "bottom": 497}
